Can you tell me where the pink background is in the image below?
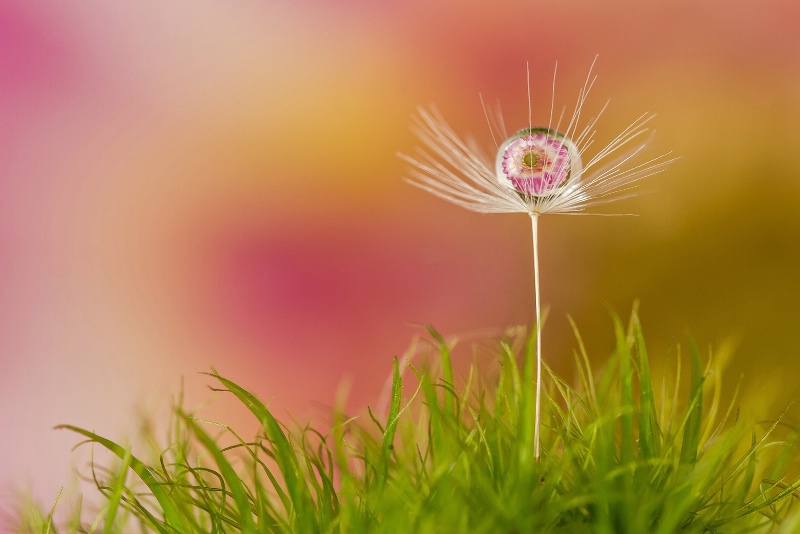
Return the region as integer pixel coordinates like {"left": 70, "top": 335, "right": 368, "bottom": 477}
{"left": 2, "top": 0, "right": 800, "bottom": 518}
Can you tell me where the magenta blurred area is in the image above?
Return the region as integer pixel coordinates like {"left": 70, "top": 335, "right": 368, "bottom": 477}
{"left": 2, "top": 0, "right": 800, "bottom": 518}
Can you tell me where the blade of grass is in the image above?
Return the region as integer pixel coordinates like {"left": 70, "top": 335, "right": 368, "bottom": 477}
{"left": 180, "top": 415, "right": 257, "bottom": 532}
{"left": 102, "top": 448, "right": 132, "bottom": 534}
{"left": 56, "top": 425, "right": 182, "bottom": 531}
{"left": 518, "top": 327, "right": 536, "bottom": 469}
{"left": 680, "top": 337, "right": 705, "bottom": 466}
{"left": 735, "top": 432, "right": 758, "bottom": 507}
{"left": 709, "top": 477, "right": 800, "bottom": 529}
{"left": 633, "top": 313, "right": 660, "bottom": 459}
{"left": 381, "top": 356, "right": 403, "bottom": 456}
{"left": 208, "top": 371, "right": 315, "bottom": 528}
{"left": 426, "top": 326, "right": 455, "bottom": 417}
{"left": 613, "top": 314, "right": 634, "bottom": 467}
{"left": 568, "top": 315, "right": 597, "bottom": 413}
{"left": 44, "top": 487, "right": 62, "bottom": 534}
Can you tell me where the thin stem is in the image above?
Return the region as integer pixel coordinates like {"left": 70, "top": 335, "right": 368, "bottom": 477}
{"left": 531, "top": 213, "right": 542, "bottom": 461}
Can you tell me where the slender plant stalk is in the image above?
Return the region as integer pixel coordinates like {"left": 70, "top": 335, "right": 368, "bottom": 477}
{"left": 531, "top": 213, "right": 542, "bottom": 461}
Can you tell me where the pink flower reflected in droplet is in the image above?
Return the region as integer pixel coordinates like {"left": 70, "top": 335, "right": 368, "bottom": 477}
{"left": 500, "top": 130, "right": 572, "bottom": 196}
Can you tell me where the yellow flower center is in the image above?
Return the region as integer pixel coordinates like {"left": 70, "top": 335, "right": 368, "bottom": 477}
{"left": 522, "top": 151, "right": 539, "bottom": 169}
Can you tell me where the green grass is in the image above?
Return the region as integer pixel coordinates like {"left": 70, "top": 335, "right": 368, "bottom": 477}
{"left": 14, "top": 309, "right": 800, "bottom": 533}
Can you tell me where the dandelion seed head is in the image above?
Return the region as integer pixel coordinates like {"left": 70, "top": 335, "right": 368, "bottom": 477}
{"left": 497, "top": 128, "right": 582, "bottom": 197}
{"left": 401, "top": 60, "right": 674, "bottom": 216}
{"left": 401, "top": 59, "right": 675, "bottom": 464}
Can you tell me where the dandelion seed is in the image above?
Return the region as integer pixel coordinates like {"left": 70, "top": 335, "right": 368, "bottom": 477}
{"left": 402, "top": 58, "right": 673, "bottom": 462}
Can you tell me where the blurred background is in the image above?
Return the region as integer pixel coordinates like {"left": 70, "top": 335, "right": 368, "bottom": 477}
{"left": 2, "top": 0, "right": 800, "bottom": 517}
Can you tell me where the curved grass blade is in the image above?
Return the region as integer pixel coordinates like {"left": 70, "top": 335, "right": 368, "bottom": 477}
{"left": 56, "top": 425, "right": 182, "bottom": 531}
{"left": 207, "top": 371, "right": 316, "bottom": 530}
{"left": 44, "top": 487, "right": 62, "bottom": 534}
{"left": 179, "top": 414, "right": 257, "bottom": 532}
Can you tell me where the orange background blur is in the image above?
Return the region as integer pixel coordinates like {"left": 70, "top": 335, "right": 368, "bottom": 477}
{"left": 2, "top": 0, "right": 800, "bottom": 514}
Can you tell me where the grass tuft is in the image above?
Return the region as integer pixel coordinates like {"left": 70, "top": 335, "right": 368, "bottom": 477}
{"left": 15, "top": 309, "right": 800, "bottom": 533}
